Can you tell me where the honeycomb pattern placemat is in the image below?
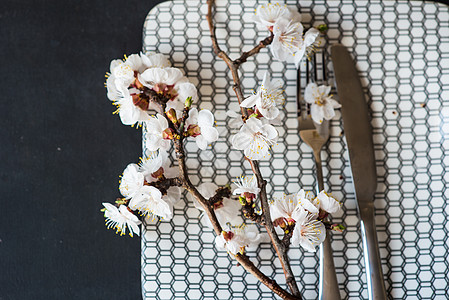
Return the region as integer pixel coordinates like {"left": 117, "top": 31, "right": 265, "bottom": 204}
{"left": 141, "top": 1, "right": 449, "bottom": 299}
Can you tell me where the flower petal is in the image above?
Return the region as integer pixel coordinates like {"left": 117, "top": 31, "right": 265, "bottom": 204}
{"left": 198, "top": 109, "right": 215, "bottom": 127}
{"left": 310, "top": 104, "right": 324, "bottom": 124}
{"left": 304, "top": 28, "right": 320, "bottom": 47}
{"left": 240, "top": 93, "right": 260, "bottom": 108}
{"left": 201, "top": 126, "right": 219, "bottom": 143}
{"left": 195, "top": 135, "right": 208, "bottom": 150}
{"left": 318, "top": 85, "right": 331, "bottom": 97}
{"left": 176, "top": 82, "right": 198, "bottom": 103}
{"left": 231, "top": 131, "right": 252, "bottom": 150}
{"left": 261, "top": 124, "right": 279, "bottom": 141}
{"left": 323, "top": 102, "right": 336, "bottom": 120}
{"left": 304, "top": 83, "right": 318, "bottom": 104}
{"left": 259, "top": 106, "right": 280, "bottom": 120}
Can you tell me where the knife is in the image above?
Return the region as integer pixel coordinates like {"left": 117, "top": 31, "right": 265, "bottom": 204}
{"left": 331, "top": 44, "right": 387, "bottom": 300}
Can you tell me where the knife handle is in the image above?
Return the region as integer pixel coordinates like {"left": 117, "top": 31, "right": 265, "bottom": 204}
{"left": 360, "top": 207, "right": 387, "bottom": 300}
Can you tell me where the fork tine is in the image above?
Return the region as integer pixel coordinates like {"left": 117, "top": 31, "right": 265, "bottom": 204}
{"left": 306, "top": 57, "right": 309, "bottom": 84}
{"left": 322, "top": 49, "right": 326, "bottom": 82}
{"left": 296, "top": 65, "right": 301, "bottom": 118}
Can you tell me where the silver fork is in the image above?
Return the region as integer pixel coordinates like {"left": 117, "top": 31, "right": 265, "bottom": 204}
{"left": 297, "top": 51, "right": 341, "bottom": 300}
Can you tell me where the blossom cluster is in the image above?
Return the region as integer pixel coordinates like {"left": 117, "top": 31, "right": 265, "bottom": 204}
{"left": 102, "top": 52, "right": 221, "bottom": 236}
{"left": 106, "top": 52, "right": 218, "bottom": 150}
{"left": 270, "top": 189, "right": 341, "bottom": 252}
{"left": 102, "top": 151, "right": 181, "bottom": 237}
{"left": 213, "top": 175, "right": 263, "bottom": 255}
{"left": 253, "top": 2, "right": 320, "bottom": 67}
{"left": 101, "top": 2, "right": 344, "bottom": 263}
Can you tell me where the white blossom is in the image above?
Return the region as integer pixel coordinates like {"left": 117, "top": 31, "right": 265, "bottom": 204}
{"left": 240, "top": 72, "right": 284, "bottom": 120}
{"left": 106, "top": 52, "right": 172, "bottom": 126}
{"left": 304, "top": 83, "right": 341, "bottom": 124}
{"left": 176, "top": 82, "right": 198, "bottom": 104}
{"left": 189, "top": 182, "right": 241, "bottom": 228}
{"left": 215, "top": 226, "right": 263, "bottom": 255}
{"left": 118, "top": 161, "right": 176, "bottom": 220}
{"left": 186, "top": 108, "right": 219, "bottom": 150}
{"left": 271, "top": 18, "right": 304, "bottom": 62}
{"left": 138, "top": 151, "right": 164, "bottom": 182}
{"left": 110, "top": 54, "right": 142, "bottom": 88}
{"left": 231, "top": 117, "right": 278, "bottom": 160}
{"left": 315, "top": 191, "right": 341, "bottom": 214}
{"left": 253, "top": 2, "right": 290, "bottom": 29}
{"left": 144, "top": 114, "right": 171, "bottom": 151}
{"left": 119, "top": 163, "right": 145, "bottom": 199}
{"left": 296, "top": 189, "right": 319, "bottom": 215}
{"left": 232, "top": 175, "right": 260, "bottom": 197}
{"left": 293, "top": 28, "right": 320, "bottom": 68}
{"left": 291, "top": 208, "right": 326, "bottom": 252}
{"left": 139, "top": 67, "right": 198, "bottom": 115}
{"left": 138, "top": 150, "right": 178, "bottom": 183}
{"left": 103, "top": 203, "right": 141, "bottom": 237}
{"left": 140, "top": 67, "right": 186, "bottom": 88}
{"left": 270, "top": 192, "right": 306, "bottom": 223}
{"left": 128, "top": 185, "right": 174, "bottom": 220}
{"left": 140, "top": 52, "right": 170, "bottom": 70}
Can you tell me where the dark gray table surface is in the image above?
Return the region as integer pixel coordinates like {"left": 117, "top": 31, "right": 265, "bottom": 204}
{"left": 0, "top": 0, "right": 164, "bottom": 299}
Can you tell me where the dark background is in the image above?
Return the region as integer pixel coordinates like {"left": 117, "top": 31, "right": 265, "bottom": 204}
{"left": 0, "top": 0, "right": 163, "bottom": 299}
{"left": 1, "top": 0, "right": 449, "bottom": 300}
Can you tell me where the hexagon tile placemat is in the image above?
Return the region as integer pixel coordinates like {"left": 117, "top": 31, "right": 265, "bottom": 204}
{"left": 141, "top": 1, "right": 449, "bottom": 299}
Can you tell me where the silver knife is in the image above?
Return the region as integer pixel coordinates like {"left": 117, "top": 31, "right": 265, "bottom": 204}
{"left": 331, "top": 44, "right": 387, "bottom": 300}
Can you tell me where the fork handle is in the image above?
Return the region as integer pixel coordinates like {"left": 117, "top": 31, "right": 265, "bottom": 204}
{"left": 314, "top": 150, "right": 325, "bottom": 191}
{"left": 313, "top": 150, "right": 342, "bottom": 300}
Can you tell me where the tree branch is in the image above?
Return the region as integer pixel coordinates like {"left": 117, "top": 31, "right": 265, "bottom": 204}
{"left": 234, "top": 33, "right": 274, "bottom": 66}
{"left": 206, "top": 0, "right": 302, "bottom": 298}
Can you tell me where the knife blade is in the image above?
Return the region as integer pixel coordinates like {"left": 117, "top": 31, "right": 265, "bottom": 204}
{"left": 331, "top": 44, "right": 387, "bottom": 300}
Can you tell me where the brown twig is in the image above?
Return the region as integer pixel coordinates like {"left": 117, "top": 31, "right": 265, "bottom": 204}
{"left": 206, "top": 1, "right": 302, "bottom": 299}
{"left": 172, "top": 126, "right": 298, "bottom": 300}
{"left": 282, "top": 228, "right": 294, "bottom": 251}
{"left": 241, "top": 202, "right": 265, "bottom": 225}
{"left": 143, "top": 88, "right": 170, "bottom": 109}
{"left": 234, "top": 33, "right": 274, "bottom": 66}
{"left": 145, "top": 177, "right": 183, "bottom": 194}
{"left": 208, "top": 186, "right": 232, "bottom": 205}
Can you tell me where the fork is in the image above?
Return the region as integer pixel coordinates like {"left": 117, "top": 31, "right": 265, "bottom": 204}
{"left": 297, "top": 50, "right": 341, "bottom": 300}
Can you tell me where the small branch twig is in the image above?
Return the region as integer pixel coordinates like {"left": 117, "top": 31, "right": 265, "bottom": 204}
{"left": 209, "top": 186, "right": 232, "bottom": 205}
{"left": 146, "top": 177, "right": 183, "bottom": 194}
{"left": 234, "top": 33, "right": 274, "bottom": 66}
{"left": 173, "top": 128, "right": 299, "bottom": 300}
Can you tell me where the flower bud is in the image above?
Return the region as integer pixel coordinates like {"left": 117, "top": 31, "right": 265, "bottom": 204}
{"left": 184, "top": 96, "right": 193, "bottom": 108}
{"left": 213, "top": 200, "right": 224, "bottom": 210}
{"left": 317, "top": 24, "right": 328, "bottom": 33}
{"left": 166, "top": 108, "right": 178, "bottom": 124}
{"left": 273, "top": 218, "right": 286, "bottom": 228}
{"left": 186, "top": 124, "right": 201, "bottom": 137}
{"left": 133, "top": 76, "right": 144, "bottom": 89}
{"left": 243, "top": 192, "right": 256, "bottom": 202}
{"left": 150, "top": 166, "right": 164, "bottom": 179}
{"left": 331, "top": 223, "right": 345, "bottom": 232}
{"left": 162, "top": 128, "right": 175, "bottom": 140}
{"left": 222, "top": 231, "right": 234, "bottom": 241}
{"left": 132, "top": 94, "right": 149, "bottom": 110}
